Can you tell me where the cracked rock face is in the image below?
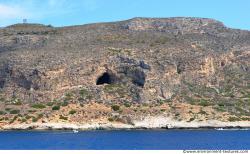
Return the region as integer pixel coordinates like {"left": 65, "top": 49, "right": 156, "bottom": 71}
{"left": 0, "top": 17, "right": 249, "bottom": 115}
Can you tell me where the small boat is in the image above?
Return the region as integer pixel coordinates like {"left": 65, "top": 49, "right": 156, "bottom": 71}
{"left": 73, "top": 129, "right": 79, "bottom": 133}
{"left": 215, "top": 128, "right": 224, "bottom": 130}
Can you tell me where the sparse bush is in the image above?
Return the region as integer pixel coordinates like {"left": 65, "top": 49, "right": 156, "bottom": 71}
{"left": 158, "top": 100, "right": 164, "bottom": 105}
{"left": 28, "top": 110, "right": 36, "bottom": 113}
{"left": 25, "top": 115, "right": 32, "bottom": 119}
{"left": 59, "top": 115, "right": 68, "bottom": 120}
{"left": 61, "top": 101, "right": 68, "bottom": 107}
{"left": 155, "top": 37, "right": 169, "bottom": 44}
{"left": 64, "top": 93, "right": 73, "bottom": 101}
{"left": 199, "top": 109, "right": 207, "bottom": 115}
{"left": 189, "top": 117, "right": 195, "bottom": 121}
{"left": 31, "top": 103, "right": 46, "bottom": 109}
{"left": 79, "top": 88, "right": 89, "bottom": 99}
{"left": 9, "top": 116, "right": 18, "bottom": 123}
{"left": 175, "top": 113, "right": 180, "bottom": 117}
{"left": 9, "top": 109, "right": 20, "bottom": 114}
{"left": 79, "top": 88, "right": 87, "bottom": 96}
{"left": 185, "top": 96, "right": 197, "bottom": 105}
{"left": 21, "top": 118, "right": 27, "bottom": 123}
{"left": 37, "top": 114, "right": 43, "bottom": 119}
{"left": 32, "top": 117, "right": 38, "bottom": 122}
{"left": 52, "top": 105, "right": 60, "bottom": 110}
{"left": 69, "top": 110, "right": 77, "bottom": 115}
{"left": 0, "top": 111, "right": 5, "bottom": 115}
{"left": 104, "top": 84, "right": 124, "bottom": 93}
{"left": 5, "top": 108, "right": 11, "bottom": 111}
{"left": 108, "top": 117, "right": 114, "bottom": 122}
{"left": 124, "top": 102, "right": 131, "bottom": 108}
{"left": 199, "top": 99, "right": 210, "bottom": 106}
{"left": 0, "top": 97, "right": 5, "bottom": 102}
{"left": 241, "top": 117, "right": 250, "bottom": 121}
{"left": 47, "top": 102, "right": 54, "bottom": 106}
{"left": 111, "top": 105, "right": 120, "bottom": 111}
{"left": 228, "top": 117, "right": 240, "bottom": 122}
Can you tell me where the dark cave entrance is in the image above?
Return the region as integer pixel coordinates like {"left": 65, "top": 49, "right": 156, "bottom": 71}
{"left": 96, "top": 72, "right": 112, "bottom": 85}
{"left": 131, "top": 70, "right": 146, "bottom": 87}
{"left": 0, "top": 80, "right": 5, "bottom": 88}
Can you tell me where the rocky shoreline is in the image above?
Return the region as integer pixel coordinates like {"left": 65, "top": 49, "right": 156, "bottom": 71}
{"left": 1, "top": 117, "right": 250, "bottom": 131}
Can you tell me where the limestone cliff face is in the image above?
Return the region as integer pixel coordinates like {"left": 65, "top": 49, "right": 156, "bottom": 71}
{"left": 0, "top": 17, "right": 249, "bottom": 118}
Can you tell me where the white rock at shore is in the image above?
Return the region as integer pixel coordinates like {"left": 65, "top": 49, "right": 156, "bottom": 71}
{"left": 2, "top": 116, "right": 250, "bottom": 130}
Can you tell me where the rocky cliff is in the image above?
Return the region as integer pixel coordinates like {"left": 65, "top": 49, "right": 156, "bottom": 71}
{"left": 0, "top": 17, "right": 249, "bottom": 128}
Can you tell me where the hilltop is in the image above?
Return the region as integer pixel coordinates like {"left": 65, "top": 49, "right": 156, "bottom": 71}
{"left": 0, "top": 17, "right": 249, "bottom": 129}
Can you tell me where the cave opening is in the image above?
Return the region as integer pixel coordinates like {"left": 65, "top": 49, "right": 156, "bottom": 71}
{"left": 0, "top": 80, "right": 5, "bottom": 88}
{"left": 132, "top": 70, "right": 146, "bottom": 87}
{"left": 96, "top": 72, "right": 112, "bottom": 85}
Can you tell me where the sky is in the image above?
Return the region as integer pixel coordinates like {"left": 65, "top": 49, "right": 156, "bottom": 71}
{"left": 0, "top": 0, "right": 250, "bottom": 30}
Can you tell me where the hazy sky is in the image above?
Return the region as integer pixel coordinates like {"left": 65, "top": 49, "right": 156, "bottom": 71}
{"left": 0, "top": 0, "right": 250, "bottom": 30}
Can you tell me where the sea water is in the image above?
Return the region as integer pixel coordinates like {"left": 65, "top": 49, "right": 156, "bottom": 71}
{"left": 0, "top": 129, "right": 249, "bottom": 150}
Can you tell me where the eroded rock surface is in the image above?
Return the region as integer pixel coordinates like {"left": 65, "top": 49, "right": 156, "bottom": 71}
{"left": 0, "top": 17, "right": 250, "bottom": 126}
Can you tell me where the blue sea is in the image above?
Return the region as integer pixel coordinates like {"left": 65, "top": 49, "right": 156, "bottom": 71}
{"left": 0, "top": 130, "right": 250, "bottom": 150}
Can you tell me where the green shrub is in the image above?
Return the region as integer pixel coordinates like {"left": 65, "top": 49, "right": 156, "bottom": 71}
{"left": 9, "top": 116, "right": 18, "bottom": 123}
{"left": 228, "top": 117, "right": 240, "bottom": 122}
{"left": 160, "top": 109, "right": 166, "bottom": 112}
{"left": 47, "top": 102, "right": 54, "bottom": 106}
{"left": 0, "top": 111, "right": 5, "bottom": 115}
{"left": 111, "top": 105, "right": 120, "bottom": 111}
{"left": 188, "top": 117, "right": 195, "bottom": 122}
{"left": 104, "top": 84, "right": 124, "bottom": 93}
{"left": 64, "top": 93, "right": 73, "bottom": 102}
{"left": 61, "top": 101, "right": 68, "bottom": 107}
{"left": 59, "top": 115, "right": 68, "bottom": 120}
{"left": 21, "top": 118, "right": 27, "bottom": 123}
{"left": 28, "top": 110, "right": 36, "bottom": 113}
{"left": 37, "top": 114, "right": 43, "bottom": 119}
{"left": 0, "top": 97, "right": 5, "bottom": 102}
{"left": 78, "top": 88, "right": 92, "bottom": 101}
{"left": 175, "top": 113, "right": 180, "bottom": 117}
{"left": 241, "top": 117, "right": 250, "bottom": 121}
{"left": 9, "top": 109, "right": 20, "bottom": 114}
{"left": 5, "top": 108, "right": 11, "bottom": 111}
{"left": 199, "top": 109, "right": 207, "bottom": 115}
{"left": 52, "top": 105, "right": 60, "bottom": 110}
{"left": 155, "top": 37, "right": 169, "bottom": 44}
{"left": 108, "top": 117, "right": 114, "bottom": 122}
{"left": 185, "top": 96, "right": 197, "bottom": 105}
{"left": 124, "top": 102, "right": 131, "bottom": 108}
{"left": 199, "top": 99, "right": 210, "bottom": 107}
{"left": 69, "top": 110, "right": 76, "bottom": 115}
{"left": 79, "top": 88, "right": 88, "bottom": 97}
{"left": 32, "top": 117, "right": 38, "bottom": 122}
{"left": 31, "top": 104, "right": 46, "bottom": 109}
{"left": 25, "top": 115, "right": 32, "bottom": 119}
